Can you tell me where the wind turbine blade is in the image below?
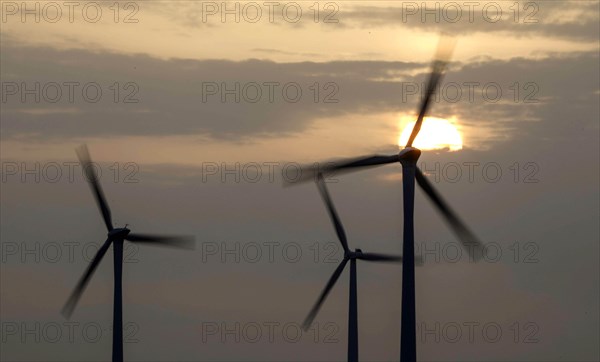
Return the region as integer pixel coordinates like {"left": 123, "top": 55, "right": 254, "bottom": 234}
{"left": 284, "top": 155, "right": 399, "bottom": 186}
{"left": 76, "top": 145, "right": 113, "bottom": 231}
{"left": 357, "top": 252, "right": 402, "bottom": 262}
{"left": 316, "top": 174, "right": 349, "bottom": 252}
{"left": 406, "top": 36, "right": 456, "bottom": 148}
{"left": 358, "top": 252, "right": 424, "bottom": 266}
{"left": 302, "top": 258, "right": 349, "bottom": 330}
{"left": 62, "top": 238, "right": 112, "bottom": 318}
{"left": 125, "top": 233, "right": 196, "bottom": 250}
{"left": 415, "top": 167, "right": 483, "bottom": 261}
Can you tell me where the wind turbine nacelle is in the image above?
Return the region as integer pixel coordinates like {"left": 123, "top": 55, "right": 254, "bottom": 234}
{"left": 346, "top": 249, "right": 363, "bottom": 259}
{"left": 398, "top": 147, "right": 421, "bottom": 163}
{"left": 108, "top": 227, "right": 131, "bottom": 239}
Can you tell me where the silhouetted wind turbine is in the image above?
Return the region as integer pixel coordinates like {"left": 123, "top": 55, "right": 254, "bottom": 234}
{"left": 62, "top": 145, "right": 195, "bottom": 362}
{"left": 286, "top": 37, "right": 484, "bottom": 362}
{"left": 302, "top": 173, "right": 421, "bottom": 362}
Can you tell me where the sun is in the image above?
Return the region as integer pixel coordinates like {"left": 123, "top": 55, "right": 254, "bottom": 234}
{"left": 398, "top": 116, "right": 463, "bottom": 151}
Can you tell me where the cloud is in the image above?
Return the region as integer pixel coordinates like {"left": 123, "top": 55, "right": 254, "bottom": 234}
{"left": 1, "top": 40, "right": 598, "bottom": 152}
{"left": 338, "top": 1, "right": 600, "bottom": 42}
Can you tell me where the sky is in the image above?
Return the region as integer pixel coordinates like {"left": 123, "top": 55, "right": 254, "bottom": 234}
{"left": 1, "top": 1, "right": 599, "bottom": 361}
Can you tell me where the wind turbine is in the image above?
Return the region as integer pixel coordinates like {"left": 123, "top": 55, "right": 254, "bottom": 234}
{"left": 62, "top": 145, "right": 195, "bottom": 362}
{"left": 286, "top": 37, "right": 484, "bottom": 362}
{"left": 302, "top": 173, "right": 421, "bottom": 362}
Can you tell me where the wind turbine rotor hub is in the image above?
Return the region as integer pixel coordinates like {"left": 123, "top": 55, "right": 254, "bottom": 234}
{"left": 346, "top": 249, "right": 363, "bottom": 259}
{"left": 398, "top": 147, "right": 422, "bottom": 165}
{"left": 108, "top": 227, "right": 131, "bottom": 239}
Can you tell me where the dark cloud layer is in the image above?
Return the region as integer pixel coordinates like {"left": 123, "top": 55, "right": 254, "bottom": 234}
{"left": 0, "top": 40, "right": 421, "bottom": 140}
{"left": 1, "top": 40, "right": 598, "bottom": 147}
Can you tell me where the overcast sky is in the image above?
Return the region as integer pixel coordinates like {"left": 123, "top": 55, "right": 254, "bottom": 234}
{"left": 1, "top": 1, "right": 599, "bottom": 361}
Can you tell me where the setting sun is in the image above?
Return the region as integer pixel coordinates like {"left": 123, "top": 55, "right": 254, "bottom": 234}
{"left": 398, "top": 117, "right": 463, "bottom": 151}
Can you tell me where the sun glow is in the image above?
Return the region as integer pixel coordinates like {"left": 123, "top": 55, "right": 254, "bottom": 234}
{"left": 398, "top": 117, "right": 463, "bottom": 151}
